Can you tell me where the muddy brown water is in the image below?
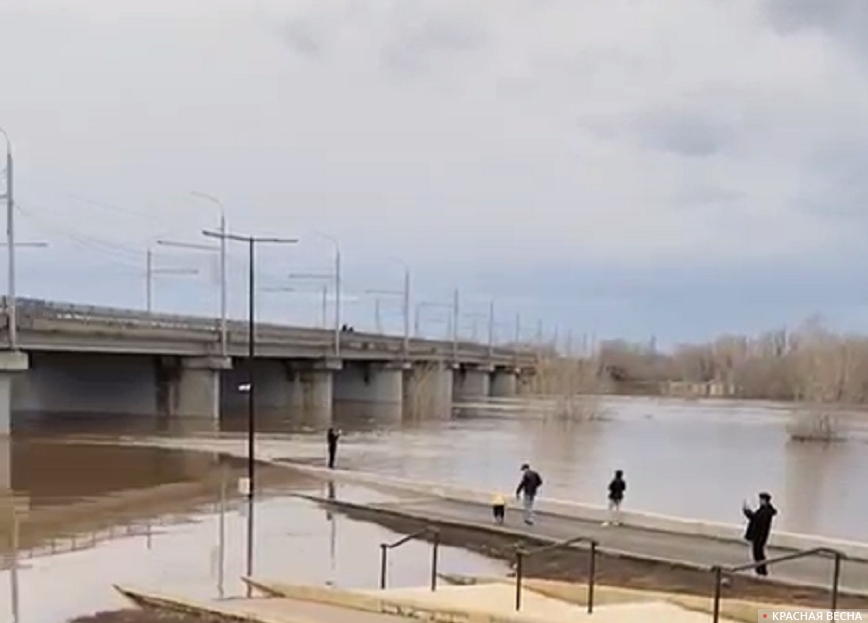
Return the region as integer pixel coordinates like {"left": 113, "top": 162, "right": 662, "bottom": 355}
{"left": 0, "top": 439, "right": 505, "bottom": 623}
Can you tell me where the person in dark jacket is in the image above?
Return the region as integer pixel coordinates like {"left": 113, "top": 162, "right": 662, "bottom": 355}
{"left": 516, "top": 463, "right": 543, "bottom": 525}
{"left": 743, "top": 492, "right": 777, "bottom": 576}
{"left": 326, "top": 427, "right": 341, "bottom": 469}
{"left": 604, "top": 469, "right": 626, "bottom": 526}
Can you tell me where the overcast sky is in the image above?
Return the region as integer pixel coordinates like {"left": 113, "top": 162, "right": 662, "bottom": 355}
{"left": 2, "top": 0, "right": 868, "bottom": 347}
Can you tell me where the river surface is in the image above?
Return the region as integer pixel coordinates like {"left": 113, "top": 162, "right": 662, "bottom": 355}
{"left": 0, "top": 440, "right": 504, "bottom": 623}
{"left": 13, "top": 395, "right": 862, "bottom": 540}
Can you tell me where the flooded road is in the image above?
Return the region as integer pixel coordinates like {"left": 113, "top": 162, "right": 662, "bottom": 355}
{"left": 11, "top": 396, "right": 858, "bottom": 540}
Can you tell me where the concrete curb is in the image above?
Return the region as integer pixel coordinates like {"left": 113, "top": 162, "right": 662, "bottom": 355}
{"left": 243, "top": 578, "right": 584, "bottom": 623}
{"left": 295, "top": 492, "right": 868, "bottom": 598}
{"left": 114, "top": 585, "right": 288, "bottom": 623}
{"left": 273, "top": 460, "right": 868, "bottom": 561}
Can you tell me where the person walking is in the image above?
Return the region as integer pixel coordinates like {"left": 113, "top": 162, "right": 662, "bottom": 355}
{"left": 326, "top": 427, "right": 341, "bottom": 469}
{"left": 603, "top": 469, "right": 626, "bottom": 526}
{"left": 743, "top": 492, "right": 777, "bottom": 576}
{"left": 516, "top": 463, "right": 543, "bottom": 525}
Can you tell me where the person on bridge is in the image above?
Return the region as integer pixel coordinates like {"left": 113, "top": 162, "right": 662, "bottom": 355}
{"left": 516, "top": 463, "right": 543, "bottom": 526}
{"left": 604, "top": 469, "right": 626, "bottom": 526}
{"left": 326, "top": 427, "right": 341, "bottom": 469}
{"left": 743, "top": 491, "right": 777, "bottom": 576}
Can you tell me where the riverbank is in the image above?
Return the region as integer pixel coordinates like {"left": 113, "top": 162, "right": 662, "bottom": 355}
{"left": 325, "top": 501, "right": 868, "bottom": 610}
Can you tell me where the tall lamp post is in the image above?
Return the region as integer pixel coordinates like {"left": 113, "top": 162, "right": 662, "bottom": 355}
{"left": 145, "top": 247, "right": 199, "bottom": 313}
{"left": 191, "top": 192, "right": 228, "bottom": 357}
{"left": 366, "top": 258, "right": 410, "bottom": 358}
{"left": 202, "top": 229, "right": 298, "bottom": 596}
{"left": 312, "top": 233, "right": 341, "bottom": 358}
{"left": 1, "top": 128, "right": 17, "bottom": 349}
{"left": 156, "top": 239, "right": 222, "bottom": 343}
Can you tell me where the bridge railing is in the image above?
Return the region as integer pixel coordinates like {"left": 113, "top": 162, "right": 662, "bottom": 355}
{"left": 4, "top": 296, "right": 536, "bottom": 363}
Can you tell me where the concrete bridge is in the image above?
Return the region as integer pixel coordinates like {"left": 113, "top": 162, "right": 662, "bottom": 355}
{"left": 0, "top": 298, "right": 538, "bottom": 433}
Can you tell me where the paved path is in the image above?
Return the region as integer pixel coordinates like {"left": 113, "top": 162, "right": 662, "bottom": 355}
{"left": 351, "top": 496, "right": 867, "bottom": 594}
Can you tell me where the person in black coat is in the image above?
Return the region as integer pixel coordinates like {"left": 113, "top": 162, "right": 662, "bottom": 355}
{"left": 326, "top": 427, "right": 341, "bottom": 469}
{"left": 516, "top": 463, "right": 543, "bottom": 525}
{"left": 743, "top": 492, "right": 778, "bottom": 575}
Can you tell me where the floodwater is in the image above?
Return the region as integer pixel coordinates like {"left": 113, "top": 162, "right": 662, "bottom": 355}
{"left": 11, "top": 396, "right": 863, "bottom": 540}
{"left": 0, "top": 443, "right": 505, "bottom": 623}
{"left": 1, "top": 393, "right": 867, "bottom": 623}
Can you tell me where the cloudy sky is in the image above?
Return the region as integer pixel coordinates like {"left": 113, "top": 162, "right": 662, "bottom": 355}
{"left": 2, "top": 0, "right": 868, "bottom": 347}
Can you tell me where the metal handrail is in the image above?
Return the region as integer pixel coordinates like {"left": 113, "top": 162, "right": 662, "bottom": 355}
{"left": 379, "top": 527, "right": 440, "bottom": 592}
{"left": 711, "top": 547, "right": 845, "bottom": 623}
{"left": 514, "top": 536, "right": 598, "bottom": 613}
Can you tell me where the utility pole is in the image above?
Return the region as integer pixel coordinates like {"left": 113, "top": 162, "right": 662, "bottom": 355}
{"left": 203, "top": 229, "right": 297, "bottom": 597}
{"left": 452, "top": 288, "right": 459, "bottom": 362}
{"left": 402, "top": 267, "right": 410, "bottom": 359}
{"left": 487, "top": 300, "right": 495, "bottom": 360}
{"left": 374, "top": 297, "right": 382, "bottom": 333}
{"left": 191, "top": 192, "right": 228, "bottom": 357}
{"left": 145, "top": 247, "right": 198, "bottom": 313}
{"left": 1, "top": 128, "right": 16, "bottom": 349}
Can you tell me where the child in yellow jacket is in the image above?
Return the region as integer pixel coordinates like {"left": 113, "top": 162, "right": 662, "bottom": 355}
{"left": 492, "top": 493, "right": 506, "bottom": 525}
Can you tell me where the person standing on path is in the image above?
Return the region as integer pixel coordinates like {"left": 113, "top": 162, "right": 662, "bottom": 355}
{"left": 604, "top": 469, "right": 626, "bottom": 526}
{"left": 326, "top": 427, "right": 341, "bottom": 469}
{"left": 516, "top": 463, "right": 543, "bottom": 525}
{"left": 743, "top": 492, "right": 777, "bottom": 576}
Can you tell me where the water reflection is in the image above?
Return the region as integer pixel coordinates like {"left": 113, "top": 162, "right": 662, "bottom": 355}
{"left": 0, "top": 487, "right": 505, "bottom": 623}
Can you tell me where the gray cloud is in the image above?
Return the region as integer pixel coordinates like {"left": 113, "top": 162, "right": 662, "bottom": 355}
{"left": 763, "top": 0, "right": 868, "bottom": 56}
{"left": 379, "top": 14, "right": 486, "bottom": 78}
{"left": 636, "top": 109, "right": 733, "bottom": 158}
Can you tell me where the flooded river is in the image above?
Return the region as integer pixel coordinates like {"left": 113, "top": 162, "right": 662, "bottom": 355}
{"left": 1, "top": 394, "right": 867, "bottom": 622}
{"left": 0, "top": 441, "right": 504, "bottom": 623}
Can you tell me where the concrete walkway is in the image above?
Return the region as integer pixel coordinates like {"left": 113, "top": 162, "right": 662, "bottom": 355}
{"left": 352, "top": 496, "right": 866, "bottom": 593}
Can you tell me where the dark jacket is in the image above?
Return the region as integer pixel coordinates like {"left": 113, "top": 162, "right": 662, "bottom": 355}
{"left": 608, "top": 477, "right": 626, "bottom": 502}
{"left": 516, "top": 469, "right": 543, "bottom": 498}
{"left": 327, "top": 429, "right": 340, "bottom": 448}
{"left": 744, "top": 503, "right": 777, "bottom": 544}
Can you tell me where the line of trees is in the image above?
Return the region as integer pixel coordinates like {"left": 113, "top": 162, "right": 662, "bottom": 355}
{"left": 532, "top": 317, "right": 868, "bottom": 405}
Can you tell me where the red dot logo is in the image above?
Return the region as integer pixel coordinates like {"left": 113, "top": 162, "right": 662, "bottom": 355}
{"left": 763, "top": 615, "right": 768, "bottom": 619}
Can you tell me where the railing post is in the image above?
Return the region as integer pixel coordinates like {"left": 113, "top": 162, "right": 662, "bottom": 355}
{"left": 379, "top": 544, "right": 388, "bottom": 590}
{"left": 831, "top": 552, "right": 842, "bottom": 613}
{"left": 711, "top": 566, "right": 722, "bottom": 623}
{"left": 514, "top": 549, "right": 524, "bottom": 611}
{"left": 587, "top": 540, "right": 596, "bottom": 614}
{"left": 430, "top": 530, "right": 440, "bottom": 592}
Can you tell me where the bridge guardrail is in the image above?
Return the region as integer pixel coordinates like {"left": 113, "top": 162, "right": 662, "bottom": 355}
{"left": 5, "top": 297, "right": 536, "bottom": 364}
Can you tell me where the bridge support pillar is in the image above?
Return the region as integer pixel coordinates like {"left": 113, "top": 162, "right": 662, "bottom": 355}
{"left": 490, "top": 366, "right": 518, "bottom": 397}
{"left": 0, "top": 351, "right": 28, "bottom": 436}
{"left": 453, "top": 364, "right": 493, "bottom": 401}
{"left": 171, "top": 356, "right": 232, "bottom": 418}
{"left": 403, "top": 361, "right": 453, "bottom": 417}
{"left": 334, "top": 361, "right": 405, "bottom": 404}
{"left": 289, "top": 359, "right": 339, "bottom": 412}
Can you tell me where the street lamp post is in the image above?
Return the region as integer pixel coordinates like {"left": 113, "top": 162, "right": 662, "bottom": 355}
{"left": 1, "top": 128, "right": 17, "bottom": 349}
{"left": 191, "top": 192, "right": 228, "bottom": 357}
{"left": 310, "top": 233, "right": 341, "bottom": 358}
{"left": 487, "top": 300, "right": 495, "bottom": 360}
{"left": 368, "top": 258, "right": 410, "bottom": 359}
{"left": 264, "top": 284, "right": 328, "bottom": 328}
{"left": 203, "top": 229, "right": 298, "bottom": 596}
{"left": 452, "top": 289, "right": 459, "bottom": 362}
{"left": 145, "top": 247, "right": 199, "bottom": 313}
